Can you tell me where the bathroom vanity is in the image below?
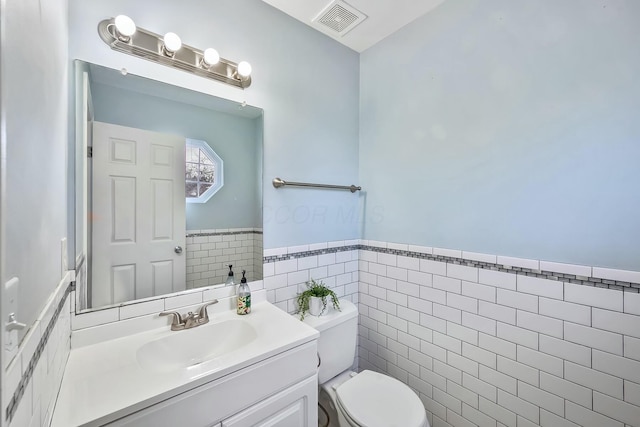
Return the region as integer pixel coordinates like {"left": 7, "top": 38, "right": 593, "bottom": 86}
{"left": 51, "top": 300, "right": 319, "bottom": 426}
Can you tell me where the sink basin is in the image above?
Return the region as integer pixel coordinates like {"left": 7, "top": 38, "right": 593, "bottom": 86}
{"left": 137, "top": 319, "right": 258, "bottom": 372}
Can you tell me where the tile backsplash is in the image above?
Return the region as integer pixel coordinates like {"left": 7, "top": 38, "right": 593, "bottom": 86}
{"left": 4, "top": 274, "right": 72, "bottom": 427}
{"left": 186, "top": 228, "right": 263, "bottom": 289}
{"left": 356, "top": 240, "right": 640, "bottom": 427}
{"left": 262, "top": 240, "right": 360, "bottom": 314}
{"left": 9, "top": 238, "right": 640, "bottom": 427}
{"left": 68, "top": 239, "right": 359, "bottom": 336}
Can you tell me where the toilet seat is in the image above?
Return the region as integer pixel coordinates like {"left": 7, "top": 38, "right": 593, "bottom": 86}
{"left": 336, "top": 398, "right": 364, "bottom": 427}
{"left": 335, "top": 370, "right": 427, "bottom": 427}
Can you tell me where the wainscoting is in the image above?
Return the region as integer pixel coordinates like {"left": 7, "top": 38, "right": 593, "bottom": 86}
{"left": 356, "top": 241, "right": 640, "bottom": 427}
{"left": 8, "top": 239, "right": 640, "bottom": 427}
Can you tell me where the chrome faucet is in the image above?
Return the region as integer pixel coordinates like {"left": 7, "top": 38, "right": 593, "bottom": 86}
{"left": 160, "top": 300, "right": 219, "bottom": 331}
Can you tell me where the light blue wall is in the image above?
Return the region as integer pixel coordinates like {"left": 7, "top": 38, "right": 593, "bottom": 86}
{"left": 2, "top": 0, "right": 69, "bottom": 339}
{"left": 360, "top": 0, "right": 640, "bottom": 270}
{"left": 69, "top": 0, "right": 361, "bottom": 249}
{"left": 90, "top": 82, "right": 262, "bottom": 230}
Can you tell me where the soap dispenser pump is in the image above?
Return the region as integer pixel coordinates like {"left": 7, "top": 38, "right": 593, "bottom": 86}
{"left": 225, "top": 264, "right": 235, "bottom": 286}
{"left": 236, "top": 270, "right": 251, "bottom": 315}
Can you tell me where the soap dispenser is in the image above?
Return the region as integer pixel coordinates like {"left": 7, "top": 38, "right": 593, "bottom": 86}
{"left": 236, "top": 270, "right": 251, "bottom": 315}
{"left": 225, "top": 264, "right": 235, "bottom": 286}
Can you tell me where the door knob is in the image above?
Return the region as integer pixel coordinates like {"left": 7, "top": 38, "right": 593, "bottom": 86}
{"left": 174, "top": 246, "right": 183, "bottom": 254}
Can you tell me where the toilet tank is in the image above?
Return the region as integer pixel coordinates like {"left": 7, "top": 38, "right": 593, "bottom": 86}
{"left": 301, "top": 299, "right": 358, "bottom": 383}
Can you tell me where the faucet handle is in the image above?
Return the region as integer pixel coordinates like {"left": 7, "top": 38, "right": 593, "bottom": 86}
{"left": 198, "top": 299, "right": 219, "bottom": 321}
{"left": 184, "top": 311, "right": 199, "bottom": 327}
{"left": 159, "top": 311, "right": 184, "bottom": 327}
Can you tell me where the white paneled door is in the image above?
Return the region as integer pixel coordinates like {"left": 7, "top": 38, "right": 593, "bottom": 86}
{"left": 92, "top": 122, "right": 186, "bottom": 307}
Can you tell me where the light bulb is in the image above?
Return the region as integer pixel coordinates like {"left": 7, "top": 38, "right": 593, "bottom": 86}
{"left": 203, "top": 48, "right": 220, "bottom": 66}
{"left": 237, "top": 61, "right": 252, "bottom": 78}
{"left": 163, "top": 32, "right": 182, "bottom": 53}
{"left": 114, "top": 15, "right": 136, "bottom": 38}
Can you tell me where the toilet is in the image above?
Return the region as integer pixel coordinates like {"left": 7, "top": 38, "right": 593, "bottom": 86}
{"left": 301, "top": 299, "right": 429, "bottom": 427}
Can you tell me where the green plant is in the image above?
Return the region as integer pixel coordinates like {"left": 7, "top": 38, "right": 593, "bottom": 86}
{"left": 296, "top": 278, "right": 340, "bottom": 320}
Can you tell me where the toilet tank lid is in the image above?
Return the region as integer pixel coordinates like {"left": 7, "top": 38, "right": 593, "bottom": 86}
{"left": 299, "top": 299, "right": 357, "bottom": 332}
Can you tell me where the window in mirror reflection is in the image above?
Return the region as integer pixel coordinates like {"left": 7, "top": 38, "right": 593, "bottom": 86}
{"left": 185, "top": 138, "right": 223, "bottom": 203}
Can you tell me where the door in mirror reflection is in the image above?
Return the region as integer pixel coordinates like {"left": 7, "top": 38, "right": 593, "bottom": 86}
{"left": 92, "top": 122, "right": 186, "bottom": 307}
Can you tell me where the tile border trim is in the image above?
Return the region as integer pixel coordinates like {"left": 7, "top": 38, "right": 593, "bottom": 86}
{"left": 186, "top": 230, "right": 263, "bottom": 238}
{"left": 263, "top": 245, "right": 360, "bottom": 263}
{"left": 264, "top": 244, "right": 639, "bottom": 292}
{"left": 5, "top": 283, "right": 73, "bottom": 423}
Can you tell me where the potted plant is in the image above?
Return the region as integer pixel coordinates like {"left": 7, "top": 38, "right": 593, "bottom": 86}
{"left": 296, "top": 278, "right": 340, "bottom": 320}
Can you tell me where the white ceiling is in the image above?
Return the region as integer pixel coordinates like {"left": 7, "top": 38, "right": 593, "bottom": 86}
{"left": 261, "top": 0, "right": 446, "bottom": 52}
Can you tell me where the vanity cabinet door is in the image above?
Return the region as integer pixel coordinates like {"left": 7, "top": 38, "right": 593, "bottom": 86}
{"left": 221, "top": 375, "right": 317, "bottom": 427}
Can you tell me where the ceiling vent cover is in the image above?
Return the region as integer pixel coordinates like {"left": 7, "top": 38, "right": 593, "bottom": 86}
{"left": 312, "top": 0, "right": 367, "bottom": 37}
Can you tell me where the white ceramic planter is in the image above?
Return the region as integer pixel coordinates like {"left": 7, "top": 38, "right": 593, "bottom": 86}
{"left": 308, "top": 296, "right": 324, "bottom": 316}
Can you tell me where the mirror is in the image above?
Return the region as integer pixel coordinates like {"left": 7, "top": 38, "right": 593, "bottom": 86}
{"left": 73, "top": 61, "right": 263, "bottom": 312}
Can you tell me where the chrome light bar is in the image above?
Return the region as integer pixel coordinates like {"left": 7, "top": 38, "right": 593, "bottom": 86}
{"left": 98, "top": 17, "right": 252, "bottom": 89}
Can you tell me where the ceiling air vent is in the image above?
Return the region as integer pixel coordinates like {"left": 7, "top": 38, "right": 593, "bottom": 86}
{"left": 312, "top": 0, "right": 367, "bottom": 37}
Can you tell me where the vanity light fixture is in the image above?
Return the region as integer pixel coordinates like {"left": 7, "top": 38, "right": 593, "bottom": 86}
{"left": 236, "top": 61, "right": 252, "bottom": 82}
{"left": 114, "top": 15, "right": 136, "bottom": 41}
{"left": 162, "top": 32, "right": 182, "bottom": 56}
{"left": 98, "top": 16, "right": 252, "bottom": 89}
{"left": 202, "top": 48, "right": 220, "bottom": 67}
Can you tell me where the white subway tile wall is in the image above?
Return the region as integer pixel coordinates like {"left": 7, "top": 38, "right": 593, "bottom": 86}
{"left": 262, "top": 244, "right": 359, "bottom": 314}
{"left": 6, "top": 279, "right": 71, "bottom": 427}
{"left": 5, "top": 233, "right": 269, "bottom": 427}
{"left": 185, "top": 229, "right": 263, "bottom": 289}
{"left": 357, "top": 244, "right": 640, "bottom": 427}
{"left": 10, "top": 240, "right": 640, "bottom": 427}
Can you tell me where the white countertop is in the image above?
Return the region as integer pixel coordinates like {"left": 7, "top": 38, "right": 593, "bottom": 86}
{"left": 51, "top": 301, "right": 318, "bottom": 427}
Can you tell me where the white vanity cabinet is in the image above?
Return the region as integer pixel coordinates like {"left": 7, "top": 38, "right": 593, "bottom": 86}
{"left": 105, "top": 341, "right": 317, "bottom": 427}
{"left": 221, "top": 376, "right": 316, "bottom": 427}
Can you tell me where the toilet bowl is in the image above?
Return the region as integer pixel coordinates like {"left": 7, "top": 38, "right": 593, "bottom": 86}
{"left": 300, "top": 299, "right": 429, "bottom": 427}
